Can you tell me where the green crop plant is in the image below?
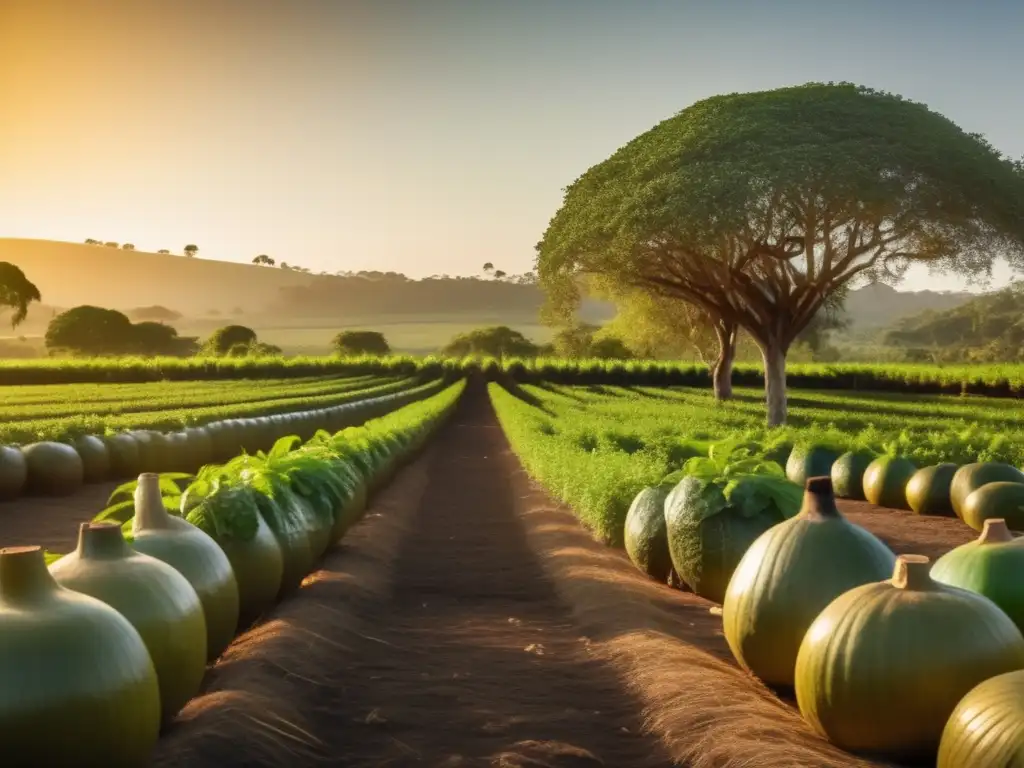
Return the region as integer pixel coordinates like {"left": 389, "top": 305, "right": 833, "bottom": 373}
{"left": 490, "top": 382, "right": 1024, "bottom": 548}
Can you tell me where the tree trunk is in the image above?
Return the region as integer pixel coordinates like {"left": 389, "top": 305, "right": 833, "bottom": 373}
{"left": 711, "top": 323, "right": 737, "bottom": 401}
{"left": 761, "top": 340, "right": 788, "bottom": 427}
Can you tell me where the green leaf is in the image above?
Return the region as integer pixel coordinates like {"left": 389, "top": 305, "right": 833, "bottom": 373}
{"left": 268, "top": 435, "right": 302, "bottom": 460}
{"left": 43, "top": 550, "right": 65, "bottom": 565}
{"left": 93, "top": 498, "right": 137, "bottom": 524}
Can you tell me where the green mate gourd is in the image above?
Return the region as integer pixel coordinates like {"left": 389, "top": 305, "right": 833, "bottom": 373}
{"left": 950, "top": 462, "right": 1024, "bottom": 520}
{"left": 0, "top": 444, "right": 26, "bottom": 500}
{"left": 961, "top": 482, "right": 1024, "bottom": 532}
{"left": 830, "top": 451, "right": 875, "bottom": 500}
{"left": 665, "top": 442, "right": 802, "bottom": 603}
{"left": 906, "top": 463, "right": 958, "bottom": 516}
{"left": 722, "top": 476, "right": 895, "bottom": 688}
{"left": 786, "top": 444, "right": 839, "bottom": 488}
{"left": 862, "top": 456, "right": 917, "bottom": 510}
{"left": 181, "top": 480, "right": 284, "bottom": 629}
{"left": 623, "top": 486, "right": 673, "bottom": 582}
{"left": 0, "top": 545, "right": 161, "bottom": 767}
{"left": 49, "top": 522, "right": 208, "bottom": 726}
{"left": 931, "top": 518, "right": 1024, "bottom": 633}
{"left": 130, "top": 473, "right": 241, "bottom": 660}
{"left": 22, "top": 441, "right": 84, "bottom": 497}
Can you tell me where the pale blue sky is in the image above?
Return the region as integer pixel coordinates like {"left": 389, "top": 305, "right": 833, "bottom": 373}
{"left": 1, "top": 0, "right": 1021, "bottom": 291}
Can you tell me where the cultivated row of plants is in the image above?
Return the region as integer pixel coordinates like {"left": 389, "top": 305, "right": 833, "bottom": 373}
{"left": 489, "top": 382, "right": 1024, "bottom": 545}
{"left": 0, "top": 353, "right": 447, "bottom": 385}
{"left": 490, "top": 381, "right": 1024, "bottom": 763}
{"left": 0, "top": 373, "right": 393, "bottom": 431}
{"left": 628, "top": 462, "right": 1024, "bottom": 766}
{"left": 498, "top": 358, "right": 1024, "bottom": 397}
{"left": 0, "top": 376, "right": 450, "bottom": 501}
{"left": 0, "top": 379, "right": 465, "bottom": 765}
{"left": 4, "top": 351, "right": 1024, "bottom": 398}
{"left": 0, "top": 373, "right": 415, "bottom": 444}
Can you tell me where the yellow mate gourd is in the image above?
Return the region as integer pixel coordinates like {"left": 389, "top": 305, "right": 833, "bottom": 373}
{"left": 795, "top": 554, "right": 1024, "bottom": 762}
{"left": 938, "top": 669, "right": 1024, "bottom": 767}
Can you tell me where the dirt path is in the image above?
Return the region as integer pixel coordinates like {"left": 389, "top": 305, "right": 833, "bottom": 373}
{"left": 303, "top": 390, "right": 673, "bottom": 767}
{"left": 841, "top": 501, "right": 976, "bottom": 560}
{"left": 0, "top": 481, "right": 119, "bottom": 552}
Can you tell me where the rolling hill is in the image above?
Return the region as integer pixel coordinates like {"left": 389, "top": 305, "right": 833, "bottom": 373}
{"left": 0, "top": 238, "right": 980, "bottom": 355}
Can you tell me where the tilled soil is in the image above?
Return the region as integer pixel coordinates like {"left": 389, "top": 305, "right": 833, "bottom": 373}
{"left": 307, "top": 391, "right": 674, "bottom": 767}
{"left": 840, "top": 501, "right": 976, "bottom": 560}
{"left": 2, "top": 387, "right": 987, "bottom": 766}
{"left": 0, "top": 480, "right": 119, "bottom": 552}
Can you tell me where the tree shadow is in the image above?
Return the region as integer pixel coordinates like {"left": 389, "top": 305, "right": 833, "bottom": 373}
{"left": 619, "top": 385, "right": 675, "bottom": 401}
{"left": 534, "top": 381, "right": 588, "bottom": 403}
{"left": 498, "top": 379, "right": 556, "bottom": 416}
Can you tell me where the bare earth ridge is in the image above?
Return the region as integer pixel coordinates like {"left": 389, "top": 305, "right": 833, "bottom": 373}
{"left": 0, "top": 388, "right": 980, "bottom": 766}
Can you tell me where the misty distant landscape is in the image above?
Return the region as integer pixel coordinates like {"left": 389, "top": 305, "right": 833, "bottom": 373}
{"left": 0, "top": 237, "right": 984, "bottom": 358}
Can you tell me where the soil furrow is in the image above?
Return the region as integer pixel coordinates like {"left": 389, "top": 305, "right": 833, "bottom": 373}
{"left": 319, "top": 390, "right": 673, "bottom": 767}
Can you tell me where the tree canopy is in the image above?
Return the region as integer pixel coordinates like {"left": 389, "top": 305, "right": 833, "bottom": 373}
{"left": 332, "top": 330, "right": 391, "bottom": 356}
{"left": 44, "top": 306, "right": 197, "bottom": 356}
{"left": 537, "top": 82, "right": 1024, "bottom": 424}
{"left": 127, "top": 305, "right": 182, "bottom": 323}
{"left": 0, "top": 262, "right": 41, "bottom": 328}
{"left": 442, "top": 326, "right": 539, "bottom": 358}
{"left": 203, "top": 324, "right": 258, "bottom": 355}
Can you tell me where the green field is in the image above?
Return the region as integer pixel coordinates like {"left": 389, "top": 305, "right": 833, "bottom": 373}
{"left": 1, "top": 353, "right": 1024, "bottom": 396}
{"left": 253, "top": 316, "right": 554, "bottom": 356}
{"left": 489, "top": 381, "right": 1024, "bottom": 545}
{"left": 0, "top": 374, "right": 422, "bottom": 444}
{"left": 1, "top": 314, "right": 556, "bottom": 358}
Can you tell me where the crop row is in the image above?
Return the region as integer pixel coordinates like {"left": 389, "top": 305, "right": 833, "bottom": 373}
{"left": 0, "top": 353, "right": 441, "bottom": 384}
{"left": 0, "top": 374, "right": 390, "bottom": 421}
{"left": 3, "top": 353, "right": 1024, "bottom": 398}
{"left": 0, "top": 375, "right": 428, "bottom": 445}
{"left": 490, "top": 382, "right": 1024, "bottom": 545}
{"left": 3, "top": 379, "right": 465, "bottom": 763}
{"left": 489, "top": 381, "right": 1024, "bottom": 764}
{"left": 500, "top": 358, "right": 1024, "bottom": 397}
{"left": 0, "top": 376, "right": 450, "bottom": 503}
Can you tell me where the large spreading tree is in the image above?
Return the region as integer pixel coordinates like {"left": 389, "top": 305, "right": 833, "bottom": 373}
{"left": 0, "top": 263, "right": 41, "bottom": 328}
{"left": 536, "top": 82, "right": 1024, "bottom": 425}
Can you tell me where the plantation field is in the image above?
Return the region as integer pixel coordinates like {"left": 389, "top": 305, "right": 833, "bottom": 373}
{"left": 4, "top": 376, "right": 1022, "bottom": 767}
{"left": 0, "top": 353, "right": 1024, "bottom": 399}
{"left": 0, "top": 373, "right": 420, "bottom": 444}
{"left": 490, "top": 381, "right": 1024, "bottom": 544}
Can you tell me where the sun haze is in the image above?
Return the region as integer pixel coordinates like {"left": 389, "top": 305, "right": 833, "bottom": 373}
{"left": 1, "top": 0, "right": 1022, "bottom": 288}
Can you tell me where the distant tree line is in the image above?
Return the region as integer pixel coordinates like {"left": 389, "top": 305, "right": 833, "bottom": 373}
{"left": 883, "top": 282, "right": 1024, "bottom": 363}
{"left": 83, "top": 240, "right": 198, "bottom": 257}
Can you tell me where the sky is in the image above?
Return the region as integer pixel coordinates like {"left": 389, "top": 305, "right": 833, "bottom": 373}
{"left": 1, "top": 0, "right": 1022, "bottom": 291}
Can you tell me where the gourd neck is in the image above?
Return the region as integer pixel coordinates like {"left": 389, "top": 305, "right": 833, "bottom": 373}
{"left": 0, "top": 546, "right": 59, "bottom": 603}
{"left": 978, "top": 519, "right": 1014, "bottom": 545}
{"left": 134, "top": 473, "right": 172, "bottom": 531}
{"left": 77, "top": 522, "right": 132, "bottom": 560}
{"left": 801, "top": 476, "right": 841, "bottom": 520}
{"left": 891, "top": 554, "right": 933, "bottom": 591}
